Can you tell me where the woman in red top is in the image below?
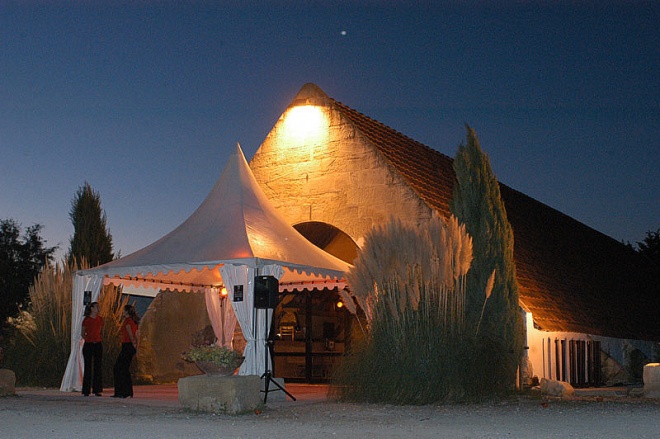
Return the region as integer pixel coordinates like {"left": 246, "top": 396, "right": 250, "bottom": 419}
{"left": 81, "top": 301, "right": 104, "bottom": 396}
{"left": 112, "top": 304, "right": 139, "bottom": 398}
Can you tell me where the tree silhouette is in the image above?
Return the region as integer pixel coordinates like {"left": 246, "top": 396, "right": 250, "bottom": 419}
{"left": 636, "top": 229, "right": 660, "bottom": 268}
{"left": 68, "top": 182, "right": 114, "bottom": 267}
{"left": 0, "top": 219, "right": 56, "bottom": 330}
{"left": 450, "top": 125, "right": 523, "bottom": 394}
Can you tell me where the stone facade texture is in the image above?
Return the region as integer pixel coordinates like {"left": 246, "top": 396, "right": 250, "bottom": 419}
{"left": 136, "top": 290, "right": 211, "bottom": 383}
{"left": 178, "top": 375, "right": 262, "bottom": 414}
{"left": 250, "top": 99, "right": 433, "bottom": 250}
{"left": 0, "top": 369, "right": 16, "bottom": 397}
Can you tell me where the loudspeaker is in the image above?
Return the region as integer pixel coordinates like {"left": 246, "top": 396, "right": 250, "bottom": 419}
{"left": 254, "top": 275, "right": 279, "bottom": 309}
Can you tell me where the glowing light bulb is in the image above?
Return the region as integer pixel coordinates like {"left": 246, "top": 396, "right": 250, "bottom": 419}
{"left": 282, "top": 105, "right": 329, "bottom": 146}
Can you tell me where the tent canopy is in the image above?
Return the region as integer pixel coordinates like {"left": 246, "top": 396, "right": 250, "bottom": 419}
{"left": 80, "top": 143, "right": 350, "bottom": 287}
{"left": 62, "top": 143, "right": 350, "bottom": 391}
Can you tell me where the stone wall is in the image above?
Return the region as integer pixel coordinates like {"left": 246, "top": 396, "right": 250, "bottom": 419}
{"left": 250, "top": 102, "right": 434, "bottom": 246}
{"left": 136, "top": 290, "right": 211, "bottom": 383}
{"left": 0, "top": 369, "right": 15, "bottom": 396}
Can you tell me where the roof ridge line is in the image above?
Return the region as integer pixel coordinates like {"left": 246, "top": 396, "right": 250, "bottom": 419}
{"left": 327, "top": 95, "right": 454, "bottom": 161}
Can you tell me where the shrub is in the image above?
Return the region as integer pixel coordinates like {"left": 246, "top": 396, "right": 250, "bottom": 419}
{"left": 182, "top": 345, "right": 243, "bottom": 369}
{"left": 331, "top": 215, "right": 486, "bottom": 404}
{"left": 1, "top": 261, "right": 127, "bottom": 387}
{"left": 1, "top": 261, "right": 74, "bottom": 386}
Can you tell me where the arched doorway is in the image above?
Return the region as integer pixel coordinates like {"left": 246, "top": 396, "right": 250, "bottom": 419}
{"left": 292, "top": 221, "right": 358, "bottom": 265}
{"left": 272, "top": 222, "right": 359, "bottom": 382}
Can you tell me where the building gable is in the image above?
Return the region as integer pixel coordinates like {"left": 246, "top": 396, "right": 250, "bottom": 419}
{"left": 251, "top": 83, "right": 660, "bottom": 341}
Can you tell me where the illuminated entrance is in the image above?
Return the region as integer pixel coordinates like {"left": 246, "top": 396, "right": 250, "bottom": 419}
{"left": 272, "top": 288, "right": 352, "bottom": 382}
{"left": 272, "top": 221, "right": 359, "bottom": 382}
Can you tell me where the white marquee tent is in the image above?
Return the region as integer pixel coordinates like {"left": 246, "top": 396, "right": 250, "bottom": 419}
{"left": 61, "top": 144, "right": 350, "bottom": 392}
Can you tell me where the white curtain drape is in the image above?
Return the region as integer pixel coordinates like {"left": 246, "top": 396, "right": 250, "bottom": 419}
{"left": 220, "top": 263, "right": 283, "bottom": 376}
{"left": 204, "top": 287, "right": 223, "bottom": 345}
{"left": 60, "top": 274, "right": 103, "bottom": 392}
{"left": 204, "top": 287, "right": 237, "bottom": 348}
{"left": 222, "top": 291, "right": 237, "bottom": 348}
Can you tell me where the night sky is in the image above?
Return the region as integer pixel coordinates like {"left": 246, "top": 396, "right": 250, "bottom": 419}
{"left": 1, "top": 1, "right": 658, "bottom": 261}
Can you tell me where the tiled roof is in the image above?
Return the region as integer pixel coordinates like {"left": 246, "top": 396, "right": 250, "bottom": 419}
{"left": 306, "top": 84, "right": 660, "bottom": 341}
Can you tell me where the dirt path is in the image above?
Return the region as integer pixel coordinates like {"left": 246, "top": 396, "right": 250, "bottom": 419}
{"left": 2, "top": 388, "right": 660, "bottom": 438}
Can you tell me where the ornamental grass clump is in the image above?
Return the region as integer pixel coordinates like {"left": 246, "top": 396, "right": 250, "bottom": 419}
{"left": 1, "top": 261, "right": 73, "bottom": 386}
{"left": 332, "top": 214, "right": 481, "bottom": 404}
{"left": 1, "top": 259, "right": 127, "bottom": 387}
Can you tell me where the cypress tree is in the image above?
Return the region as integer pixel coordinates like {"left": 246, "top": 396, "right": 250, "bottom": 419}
{"left": 450, "top": 126, "right": 523, "bottom": 394}
{"left": 68, "top": 182, "right": 114, "bottom": 267}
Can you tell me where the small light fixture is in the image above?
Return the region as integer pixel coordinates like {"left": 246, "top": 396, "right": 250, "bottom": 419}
{"left": 336, "top": 300, "right": 344, "bottom": 309}
{"left": 220, "top": 287, "right": 228, "bottom": 297}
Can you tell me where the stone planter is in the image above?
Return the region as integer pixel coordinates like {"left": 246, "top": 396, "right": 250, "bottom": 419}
{"left": 643, "top": 363, "right": 660, "bottom": 398}
{"left": 194, "top": 361, "right": 240, "bottom": 376}
{"left": 178, "top": 375, "right": 262, "bottom": 414}
{"left": 0, "top": 369, "right": 16, "bottom": 397}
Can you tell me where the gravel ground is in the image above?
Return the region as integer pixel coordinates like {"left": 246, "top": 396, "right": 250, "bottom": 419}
{"left": 2, "top": 387, "right": 660, "bottom": 438}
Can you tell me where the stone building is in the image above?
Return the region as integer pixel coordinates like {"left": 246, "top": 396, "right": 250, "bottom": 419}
{"left": 248, "top": 83, "right": 660, "bottom": 385}
{"left": 107, "top": 82, "right": 658, "bottom": 386}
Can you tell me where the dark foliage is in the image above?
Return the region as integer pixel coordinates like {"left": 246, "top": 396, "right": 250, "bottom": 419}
{"left": 0, "top": 219, "right": 56, "bottom": 331}
{"left": 449, "top": 125, "right": 523, "bottom": 395}
{"left": 68, "top": 182, "right": 114, "bottom": 267}
{"left": 636, "top": 229, "right": 660, "bottom": 268}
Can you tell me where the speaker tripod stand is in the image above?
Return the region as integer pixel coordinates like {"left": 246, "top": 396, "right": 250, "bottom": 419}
{"left": 261, "top": 338, "right": 296, "bottom": 403}
{"left": 254, "top": 275, "right": 296, "bottom": 403}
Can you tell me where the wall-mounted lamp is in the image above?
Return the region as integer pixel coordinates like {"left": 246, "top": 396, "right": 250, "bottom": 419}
{"left": 282, "top": 105, "right": 329, "bottom": 146}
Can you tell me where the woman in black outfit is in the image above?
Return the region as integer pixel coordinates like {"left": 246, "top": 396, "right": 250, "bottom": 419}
{"left": 112, "top": 304, "right": 139, "bottom": 398}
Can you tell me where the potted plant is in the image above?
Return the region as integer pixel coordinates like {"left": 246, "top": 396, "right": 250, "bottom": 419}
{"left": 182, "top": 344, "right": 244, "bottom": 376}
